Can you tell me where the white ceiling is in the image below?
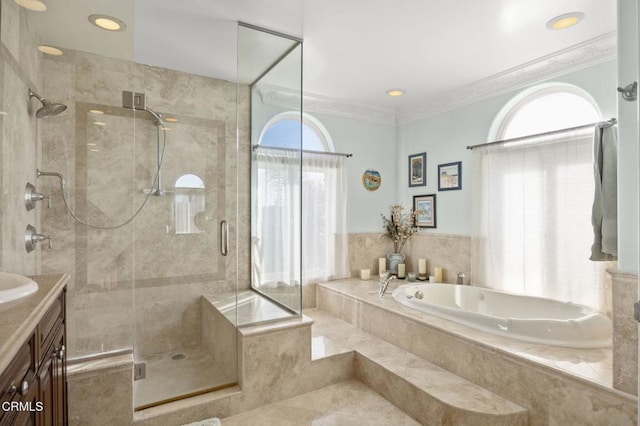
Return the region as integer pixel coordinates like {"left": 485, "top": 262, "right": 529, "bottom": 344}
{"left": 30, "top": 0, "right": 617, "bottom": 124}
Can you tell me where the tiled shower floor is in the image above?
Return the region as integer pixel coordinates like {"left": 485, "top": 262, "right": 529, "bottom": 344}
{"left": 134, "top": 346, "right": 234, "bottom": 410}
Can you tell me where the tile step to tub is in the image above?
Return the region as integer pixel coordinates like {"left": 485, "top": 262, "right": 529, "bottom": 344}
{"left": 306, "top": 308, "right": 529, "bottom": 425}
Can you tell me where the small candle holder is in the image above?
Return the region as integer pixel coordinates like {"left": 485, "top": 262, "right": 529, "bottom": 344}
{"left": 417, "top": 274, "right": 428, "bottom": 281}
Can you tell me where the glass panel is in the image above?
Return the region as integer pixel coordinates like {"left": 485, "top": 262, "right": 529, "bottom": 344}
{"left": 239, "top": 24, "right": 304, "bottom": 321}
{"left": 24, "top": 2, "right": 240, "bottom": 410}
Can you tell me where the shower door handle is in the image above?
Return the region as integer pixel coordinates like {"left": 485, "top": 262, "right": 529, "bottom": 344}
{"left": 220, "top": 220, "right": 228, "bottom": 256}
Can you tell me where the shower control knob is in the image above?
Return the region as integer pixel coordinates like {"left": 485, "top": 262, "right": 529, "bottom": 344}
{"left": 24, "top": 182, "right": 52, "bottom": 210}
{"left": 25, "top": 224, "right": 53, "bottom": 253}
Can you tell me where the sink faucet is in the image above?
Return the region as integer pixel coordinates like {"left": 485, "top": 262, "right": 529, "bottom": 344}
{"left": 379, "top": 275, "right": 396, "bottom": 298}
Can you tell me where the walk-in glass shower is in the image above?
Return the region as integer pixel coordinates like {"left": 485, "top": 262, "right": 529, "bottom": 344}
{"left": 26, "top": 4, "right": 302, "bottom": 409}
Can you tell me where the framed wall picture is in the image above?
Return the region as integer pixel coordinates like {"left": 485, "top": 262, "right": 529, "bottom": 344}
{"left": 408, "top": 152, "right": 426, "bottom": 187}
{"left": 438, "top": 161, "right": 462, "bottom": 191}
{"left": 413, "top": 194, "right": 436, "bottom": 228}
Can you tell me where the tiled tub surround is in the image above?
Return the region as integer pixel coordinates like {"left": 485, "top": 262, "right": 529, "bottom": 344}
{"left": 317, "top": 279, "right": 637, "bottom": 425}
{"left": 348, "top": 233, "right": 471, "bottom": 282}
{"left": 609, "top": 268, "right": 639, "bottom": 395}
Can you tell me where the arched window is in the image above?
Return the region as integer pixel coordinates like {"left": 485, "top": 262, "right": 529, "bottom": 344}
{"left": 252, "top": 112, "right": 348, "bottom": 293}
{"left": 258, "top": 112, "right": 335, "bottom": 152}
{"left": 490, "top": 83, "right": 601, "bottom": 140}
{"left": 473, "top": 83, "right": 608, "bottom": 310}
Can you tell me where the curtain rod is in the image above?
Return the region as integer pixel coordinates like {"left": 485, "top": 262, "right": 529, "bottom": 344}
{"left": 252, "top": 144, "right": 353, "bottom": 158}
{"left": 466, "top": 118, "right": 617, "bottom": 150}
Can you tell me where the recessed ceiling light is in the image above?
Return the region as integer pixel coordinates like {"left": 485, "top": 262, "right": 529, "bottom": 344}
{"left": 165, "top": 117, "right": 178, "bottom": 123}
{"left": 546, "top": 12, "right": 585, "bottom": 30}
{"left": 87, "top": 143, "right": 97, "bottom": 146}
{"left": 38, "top": 45, "right": 63, "bottom": 56}
{"left": 89, "top": 109, "right": 104, "bottom": 115}
{"left": 386, "top": 89, "right": 405, "bottom": 97}
{"left": 15, "top": 0, "right": 47, "bottom": 12}
{"left": 88, "top": 14, "right": 127, "bottom": 32}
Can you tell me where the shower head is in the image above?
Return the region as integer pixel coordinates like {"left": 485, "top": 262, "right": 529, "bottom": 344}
{"left": 29, "top": 89, "right": 67, "bottom": 118}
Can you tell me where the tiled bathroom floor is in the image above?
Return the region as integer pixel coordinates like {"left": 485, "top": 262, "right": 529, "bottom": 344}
{"left": 220, "top": 379, "right": 420, "bottom": 425}
{"left": 134, "top": 346, "right": 235, "bottom": 409}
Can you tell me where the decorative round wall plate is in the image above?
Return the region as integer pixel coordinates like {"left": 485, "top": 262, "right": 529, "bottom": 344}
{"left": 362, "top": 169, "right": 381, "bottom": 191}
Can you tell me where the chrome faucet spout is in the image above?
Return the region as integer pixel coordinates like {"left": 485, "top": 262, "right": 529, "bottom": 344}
{"left": 456, "top": 272, "right": 468, "bottom": 285}
{"left": 379, "top": 275, "right": 397, "bottom": 298}
{"left": 37, "top": 169, "right": 66, "bottom": 189}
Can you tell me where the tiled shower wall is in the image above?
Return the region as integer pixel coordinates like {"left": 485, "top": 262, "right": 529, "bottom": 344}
{"left": 0, "top": 0, "right": 42, "bottom": 276}
{"left": 39, "top": 49, "right": 250, "bottom": 359}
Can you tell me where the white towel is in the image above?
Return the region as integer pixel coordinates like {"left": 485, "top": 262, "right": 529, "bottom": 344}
{"left": 590, "top": 123, "right": 618, "bottom": 261}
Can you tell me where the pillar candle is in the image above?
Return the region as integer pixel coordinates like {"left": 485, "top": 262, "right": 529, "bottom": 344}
{"left": 418, "top": 258, "right": 427, "bottom": 274}
{"left": 398, "top": 263, "right": 406, "bottom": 278}
{"left": 434, "top": 267, "right": 443, "bottom": 283}
{"left": 378, "top": 258, "right": 386, "bottom": 273}
{"left": 360, "top": 269, "right": 371, "bottom": 280}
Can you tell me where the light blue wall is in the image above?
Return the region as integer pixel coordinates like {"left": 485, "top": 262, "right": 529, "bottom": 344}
{"left": 397, "top": 60, "right": 617, "bottom": 236}
{"left": 310, "top": 113, "right": 398, "bottom": 233}
{"left": 255, "top": 61, "right": 619, "bottom": 240}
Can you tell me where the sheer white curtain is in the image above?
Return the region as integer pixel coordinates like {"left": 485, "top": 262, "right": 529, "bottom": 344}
{"left": 252, "top": 148, "right": 349, "bottom": 288}
{"left": 471, "top": 128, "right": 607, "bottom": 310}
{"left": 253, "top": 148, "right": 301, "bottom": 288}
{"left": 302, "top": 152, "right": 349, "bottom": 283}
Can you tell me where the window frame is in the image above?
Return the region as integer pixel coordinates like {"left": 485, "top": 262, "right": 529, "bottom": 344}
{"left": 489, "top": 83, "right": 602, "bottom": 142}
{"left": 257, "top": 111, "right": 335, "bottom": 153}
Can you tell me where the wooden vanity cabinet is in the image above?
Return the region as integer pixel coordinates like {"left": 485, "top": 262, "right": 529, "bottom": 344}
{"left": 0, "top": 286, "right": 67, "bottom": 426}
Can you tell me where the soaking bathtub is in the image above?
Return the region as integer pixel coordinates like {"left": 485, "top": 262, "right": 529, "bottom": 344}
{"left": 391, "top": 284, "right": 611, "bottom": 348}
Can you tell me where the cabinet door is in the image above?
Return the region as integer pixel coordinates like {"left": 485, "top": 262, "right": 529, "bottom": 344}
{"left": 12, "top": 380, "right": 39, "bottom": 426}
{"left": 52, "top": 329, "right": 66, "bottom": 426}
{"left": 37, "top": 350, "right": 53, "bottom": 426}
{"left": 38, "top": 328, "right": 65, "bottom": 426}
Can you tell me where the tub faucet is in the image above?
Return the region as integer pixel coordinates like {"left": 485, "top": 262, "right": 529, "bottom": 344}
{"left": 456, "top": 272, "right": 467, "bottom": 285}
{"left": 379, "top": 275, "right": 396, "bottom": 298}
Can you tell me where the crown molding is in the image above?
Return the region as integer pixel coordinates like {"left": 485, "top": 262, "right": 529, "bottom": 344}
{"left": 258, "top": 32, "right": 617, "bottom": 127}
{"left": 256, "top": 85, "right": 397, "bottom": 126}
{"left": 396, "top": 32, "right": 617, "bottom": 126}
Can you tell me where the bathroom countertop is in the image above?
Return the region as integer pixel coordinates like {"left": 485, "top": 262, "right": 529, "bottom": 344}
{"left": 0, "top": 273, "right": 70, "bottom": 373}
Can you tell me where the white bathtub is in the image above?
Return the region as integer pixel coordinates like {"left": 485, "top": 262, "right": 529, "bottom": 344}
{"left": 391, "top": 284, "right": 611, "bottom": 348}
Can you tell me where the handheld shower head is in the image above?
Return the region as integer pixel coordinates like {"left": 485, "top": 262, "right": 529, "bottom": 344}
{"left": 29, "top": 89, "right": 67, "bottom": 118}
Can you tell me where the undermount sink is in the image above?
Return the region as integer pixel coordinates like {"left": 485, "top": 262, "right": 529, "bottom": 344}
{"left": 0, "top": 272, "right": 38, "bottom": 304}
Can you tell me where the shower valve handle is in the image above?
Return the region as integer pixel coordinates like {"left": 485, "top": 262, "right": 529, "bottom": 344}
{"left": 32, "top": 233, "right": 53, "bottom": 249}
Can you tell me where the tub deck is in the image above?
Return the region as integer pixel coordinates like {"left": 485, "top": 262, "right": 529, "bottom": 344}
{"left": 319, "top": 278, "right": 613, "bottom": 388}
